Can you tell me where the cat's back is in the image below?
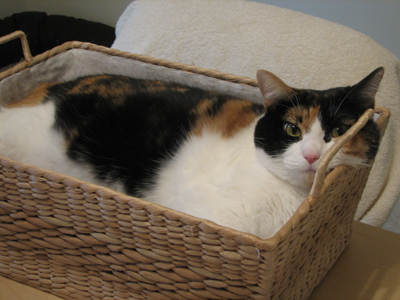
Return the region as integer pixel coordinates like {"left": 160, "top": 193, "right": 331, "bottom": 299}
{"left": 0, "top": 74, "right": 265, "bottom": 196}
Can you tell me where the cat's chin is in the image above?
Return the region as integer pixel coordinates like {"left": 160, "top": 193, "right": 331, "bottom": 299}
{"left": 287, "top": 169, "right": 316, "bottom": 191}
{"left": 256, "top": 149, "right": 316, "bottom": 191}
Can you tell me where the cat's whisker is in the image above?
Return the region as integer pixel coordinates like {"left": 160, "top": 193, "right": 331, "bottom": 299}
{"left": 333, "top": 84, "right": 359, "bottom": 117}
{"left": 254, "top": 138, "right": 268, "bottom": 148}
{"left": 359, "top": 161, "right": 373, "bottom": 168}
{"left": 287, "top": 91, "right": 302, "bottom": 117}
{"left": 280, "top": 91, "right": 301, "bottom": 116}
{"left": 329, "top": 96, "right": 336, "bottom": 120}
{"left": 292, "top": 91, "right": 302, "bottom": 115}
{"left": 331, "top": 112, "right": 348, "bottom": 124}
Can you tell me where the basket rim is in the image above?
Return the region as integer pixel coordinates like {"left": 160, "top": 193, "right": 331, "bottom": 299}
{"left": 0, "top": 41, "right": 260, "bottom": 87}
{"left": 0, "top": 40, "right": 390, "bottom": 251}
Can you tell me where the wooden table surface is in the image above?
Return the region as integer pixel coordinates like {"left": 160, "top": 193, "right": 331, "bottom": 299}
{"left": 1, "top": 221, "right": 399, "bottom": 300}
{"left": 308, "top": 221, "right": 400, "bottom": 300}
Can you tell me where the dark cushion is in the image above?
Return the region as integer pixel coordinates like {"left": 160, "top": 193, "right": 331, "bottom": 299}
{"left": 0, "top": 11, "right": 115, "bottom": 68}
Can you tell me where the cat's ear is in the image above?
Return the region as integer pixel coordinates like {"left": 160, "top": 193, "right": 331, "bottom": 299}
{"left": 349, "top": 67, "right": 384, "bottom": 110}
{"left": 257, "top": 70, "right": 294, "bottom": 107}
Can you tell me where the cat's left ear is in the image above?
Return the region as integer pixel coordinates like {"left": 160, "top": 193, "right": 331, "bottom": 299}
{"left": 349, "top": 67, "right": 385, "bottom": 110}
{"left": 257, "top": 70, "right": 294, "bottom": 107}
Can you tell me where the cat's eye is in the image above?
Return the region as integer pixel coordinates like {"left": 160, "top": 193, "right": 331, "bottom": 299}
{"left": 284, "top": 123, "right": 301, "bottom": 137}
{"left": 331, "top": 125, "right": 348, "bottom": 138}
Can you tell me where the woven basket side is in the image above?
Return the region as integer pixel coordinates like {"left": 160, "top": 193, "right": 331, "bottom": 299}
{"left": 0, "top": 157, "right": 274, "bottom": 300}
{"left": 269, "top": 165, "right": 371, "bottom": 300}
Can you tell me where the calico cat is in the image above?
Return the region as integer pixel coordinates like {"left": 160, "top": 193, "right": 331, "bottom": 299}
{"left": 0, "top": 67, "right": 383, "bottom": 239}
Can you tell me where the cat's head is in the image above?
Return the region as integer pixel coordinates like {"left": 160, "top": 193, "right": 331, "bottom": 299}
{"left": 255, "top": 67, "right": 383, "bottom": 189}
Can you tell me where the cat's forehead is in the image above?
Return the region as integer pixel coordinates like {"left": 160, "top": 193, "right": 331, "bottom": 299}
{"left": 285, "top": 105, "right": 321, "bottom": 132}
{"left": 295, "top": 87, "right": 348, "bottom": 104}
{"left": 286, "top": 87, "right": 353, "bottom": 115}
{"left": 279, "top": 86, "right": 360, "bottom": 133}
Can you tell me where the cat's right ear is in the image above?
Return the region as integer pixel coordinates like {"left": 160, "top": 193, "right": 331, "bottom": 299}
{"left": 257, "top": 70, "right": 294, "bottom": 107}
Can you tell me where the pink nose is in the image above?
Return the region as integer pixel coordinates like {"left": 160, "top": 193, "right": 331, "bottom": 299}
{"left": 304, "top": 153, "right": 319, "bottom": 165}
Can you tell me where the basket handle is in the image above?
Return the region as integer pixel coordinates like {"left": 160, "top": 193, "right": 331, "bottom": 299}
{"left": 310, "top": 108, "right": 375, "bottom": 199}
{"left": 0, "top": 30, "right": 33, "bottom": 62}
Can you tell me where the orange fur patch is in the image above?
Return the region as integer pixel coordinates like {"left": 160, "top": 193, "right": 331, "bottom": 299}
{"left": 7, "top": 83, "right": 53, "bottom": 108}
{"left": 67, "top": 75, "right": 132, "bottom": 106}
{"left": 143, "top": 80, "right": 168, "bottom": 92}
{"left": 144, "top": 80, "right": 189, "bottom": 93}
{"left": 286, "top": 106, "right": 320, "bottom": 137}
{"left": 67, "top": 76, "right": 190, "bottom": 107}
{"left": 67, "top": 75, "right": 108, "bottom": 94}
{"left": 340, "top": 134, "right": 369, "bottom": 159}
{"left": 192, "top": 99, "right": 259, "bottom": 138}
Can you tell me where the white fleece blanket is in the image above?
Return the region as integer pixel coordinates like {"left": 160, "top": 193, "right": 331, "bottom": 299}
{"left": 112, "top": 0, "right": 400, "bottom": 226}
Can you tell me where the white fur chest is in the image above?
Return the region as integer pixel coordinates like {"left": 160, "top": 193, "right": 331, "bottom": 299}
{"left": 142, "top": 125, "right": 307, "bottom": 239}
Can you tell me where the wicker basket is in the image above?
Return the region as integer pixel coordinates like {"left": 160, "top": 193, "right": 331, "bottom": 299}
{"left": 0, "top": 31, "right": 390, "bottom": 300}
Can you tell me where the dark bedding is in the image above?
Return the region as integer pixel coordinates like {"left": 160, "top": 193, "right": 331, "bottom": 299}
{"left": 0, "top": 11, "right": 116, "bottom": 69}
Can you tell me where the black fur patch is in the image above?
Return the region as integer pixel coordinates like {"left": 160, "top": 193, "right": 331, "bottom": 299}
{"left": 48, "top": 75, "right": 260, "bottom": 195}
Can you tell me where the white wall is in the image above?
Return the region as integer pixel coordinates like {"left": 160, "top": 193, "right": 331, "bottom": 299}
{"left": 1, "top": 0, "right": 399, "bottom": 59}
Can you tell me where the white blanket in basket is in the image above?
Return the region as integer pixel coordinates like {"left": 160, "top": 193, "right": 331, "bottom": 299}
{"left": 112, "top": 0, "right": 400, "bottom": 226}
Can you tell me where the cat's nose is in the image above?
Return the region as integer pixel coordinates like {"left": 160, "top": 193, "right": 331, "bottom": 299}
{"left": 304, "top": 153, "right": 319, "bottom": 165}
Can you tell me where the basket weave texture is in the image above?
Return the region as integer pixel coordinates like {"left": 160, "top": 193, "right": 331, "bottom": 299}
{"left": 0, "top": 32, "right": 390, "bottom": 300}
